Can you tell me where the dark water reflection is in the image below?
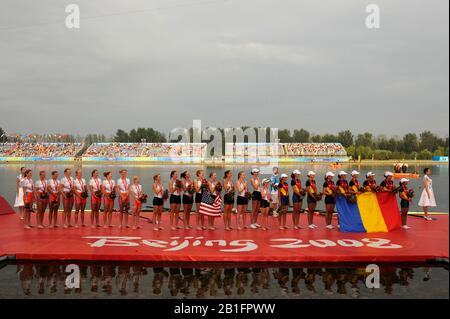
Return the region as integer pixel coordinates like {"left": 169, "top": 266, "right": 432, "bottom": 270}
{"left": 1, "top": 262, "right": 448, "bottom": 299}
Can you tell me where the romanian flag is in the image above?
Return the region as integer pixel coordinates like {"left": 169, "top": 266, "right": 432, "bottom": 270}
{"left": 336, "top": 192, "right": 402, "bottom": 233}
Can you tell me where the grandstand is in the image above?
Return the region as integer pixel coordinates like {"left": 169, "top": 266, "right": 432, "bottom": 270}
{"left": 0, "top": 142, "right": 83, "bottom": 161}
{"left": 225, "top": 142, "right": 348, "bottom": 162}
{"left": 82, "top": 143, "right": 207, "bottom": 162}
{"left": 282, "top": 143, "right": 347, "bottom": 156}
{"left": 0, "top": 141, "right": 349, "bottom": 163}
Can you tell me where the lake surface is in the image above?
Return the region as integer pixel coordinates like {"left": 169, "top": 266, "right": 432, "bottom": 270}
{"left": 0, "top": 262, "right": 447, "bottom": 299}
{"left": 0, "top": 163, "right": 448, "bottom": 213}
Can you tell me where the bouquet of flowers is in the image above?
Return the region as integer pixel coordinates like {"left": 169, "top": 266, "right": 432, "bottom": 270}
{"left": 109, "top": 190, "right": 117, "bottom": 200}
{"left": 407, "top": 189, "right": 415, "bottom": 198}
{"left": 245, "top": 191, "right": 252, "bottom": 200}
{"left": 201, "top": 179, "right": 209, "bottom": 191}
{"left": 391, "top": 186, "right": 400, "bottom": 194}
{"left": 81, "top": 191, "right": 89, "bottom": 199}
{"left": 215, "top": 182, "right": 223, "bottom": 193}
{"left": 187, "top": 184, "right": 196, "bottom": 196}
{"left": 347, "top": 194, "right": 357, "bottom": 204}
{"left": 175, "top": 179, "right": 183, "bottom": 190}
{"left": 139, "top": 194, "right": 148, "bottom": 203}
{"left": 40, "top": 191, "right": 48, "bottom": 200}
{"left": 162, "top": 189, "right": 169, "bottom": 200}
{"left": 313, "top": 192, "right": 323, "bottom": 201}
{"left": 226, "top": 184, "right": 235, "bottom": 196}
{"left": 94, "top": 190, "right": 103, "bottom": 198}
{"left": 299, "top": 188, "right": 307, "bottom": 197}
{"left": 121, "top": 202, "right": 130, "bottom": 212}
{"left": 51, "top": 200, "right": 59, "bottom": 210}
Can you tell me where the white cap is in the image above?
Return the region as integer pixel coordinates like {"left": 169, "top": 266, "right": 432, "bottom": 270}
{"left": 292, "top": 169, "right": 301, "bottom": 175}
{"left": 307, "top": 171, "right": 316, "bottom": 176}
{"left": 384, "top": 171, "right": 394, "bottom": 177}
{"left": 262, "top": 178, "right": 270, "bottom": 184}
{"left": 325, "top": 172, "right": 335, "bottom": 178}
{"left": 351, "top": 170, "right": 360, "bottom": 176}
{"left": 280, "top": 173, "right": 288, "bottom": 178}
{"left": 338, "top": 171, "right": 348, "bottom": 176}
{"left": 366, "top": 172, "right": 375, "bottom": 177}
{"left": 251, "top": 168, "right": 260, "bottom": 174}
{"left": 400, "top": 178, "right": 409, "bottom": 183}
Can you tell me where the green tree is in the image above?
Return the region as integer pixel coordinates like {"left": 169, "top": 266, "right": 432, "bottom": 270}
{"left": 417, "top": 149, "right": 433, "bottom": 160}
{"left": 346, "top": 145, "right": 356, "bottom": 158}
{"left": 0, "top": 127, "right": 6, "bottom": 143}
{"left": 321, "top": 134, "right": 338, "bottom": 143}
{"left": 356, "top": 146, "right": 373, "bottom": 159}
{"left": 278, "top": 129, "right": 293, "bottom": 143}
{"left": 337, "top": 130, "right": 354, "bottom": 148}
{"left": 292, "top": 129, "right": 310, "bottom": 143}
{"left": 114, "top": 129, "right": 129, "bottom": 142}
{"left": 355, "top": 132, "right": 373, "bottom": 148}
{"left": 419, "top": 131, "right": 439, "bottom": 152}
{"left": 400, "top": 133, "right": 419, "bottom": 154}
{"left": 373, "top": 150, "right": 393, "bottom": 160}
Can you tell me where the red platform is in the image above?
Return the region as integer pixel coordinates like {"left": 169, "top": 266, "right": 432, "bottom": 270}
{"left": 0, "top": 212, "right": 447, "bottom": 264}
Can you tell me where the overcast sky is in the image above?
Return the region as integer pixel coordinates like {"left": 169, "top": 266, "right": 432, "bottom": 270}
{"left": 0, "top": 0, "right": 448, "bottom": 137}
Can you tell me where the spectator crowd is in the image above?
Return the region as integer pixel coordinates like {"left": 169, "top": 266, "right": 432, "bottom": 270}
{"left": 0, "top": 142, "right": 346, "bottom": 159}
{"left": 282, "top": 143, "right": 347, "bottom": 156}
{"left": 83, "top": 143, "right": 207, "bottom": 158}
{"left": 0, "top": 143, "right": 83, "bottom": 157}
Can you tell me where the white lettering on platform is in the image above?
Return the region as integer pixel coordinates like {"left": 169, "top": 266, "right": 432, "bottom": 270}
{"left": 83, "top": 236, "right": 402, "bottom": 251}
{"left": 361, "top": 238, "right": 402, "bottom": 249}
{"left": 86, "top": 236, "right": 141, "bottom": 247}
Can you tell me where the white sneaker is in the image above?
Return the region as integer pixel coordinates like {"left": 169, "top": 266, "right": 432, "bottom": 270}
{"left": 424, "top": 216, "right": 433, "bottom": 221}
{"left": 326, "top": 225, "right": 334, "bottom": 229}
{"left": 402, "top": 225, "right": 411, "bottom": 229}
{"left": 255, "top": 223, "right": 261, "bottom": 228}
{"left": 308, "top": 224, "right": 317, "bottom": 229}
{"left": 249, "top": 223, "right": 258, "bottom": 229}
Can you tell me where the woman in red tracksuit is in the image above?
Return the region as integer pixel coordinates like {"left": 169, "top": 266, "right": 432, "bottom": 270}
{"left": 89, "top": 169, "right": 102, "bottom": 228}
{"left": 34, "top": 170, "right": 48, "bottom": 229}
{"left": 102, "top": 172, "right": 116, "bottom": 228}
{"left": 60, "top": 168, "right": 74, "bottom": 228}
{"left": 22, "top": 169, "right": 34, "bottom": 229}
{"left": 73, "top": 169, "right": 88, "bottom": 228}
{"left": 47, "top": 171, "right": 61, "bottom": 228}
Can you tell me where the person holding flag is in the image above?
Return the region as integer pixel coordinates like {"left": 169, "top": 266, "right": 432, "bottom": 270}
{"left": 198, "top": 173, "right": 223, "bottom": 231}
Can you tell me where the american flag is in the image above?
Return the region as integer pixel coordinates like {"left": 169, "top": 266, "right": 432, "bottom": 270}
{"left": 198, "top": 190, "right": 222, "bottom": 217}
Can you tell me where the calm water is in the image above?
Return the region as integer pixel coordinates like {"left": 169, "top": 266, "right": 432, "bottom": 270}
{"left": 0, "top": 262, "right": 447, "bottom": 299}
{"left": 0, "top": 163, "right": 448, "bottom": 213}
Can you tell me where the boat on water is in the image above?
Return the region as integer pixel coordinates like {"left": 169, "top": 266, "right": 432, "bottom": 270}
{"left": 393, "top": 173, "right": 420, "bottom": 179}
